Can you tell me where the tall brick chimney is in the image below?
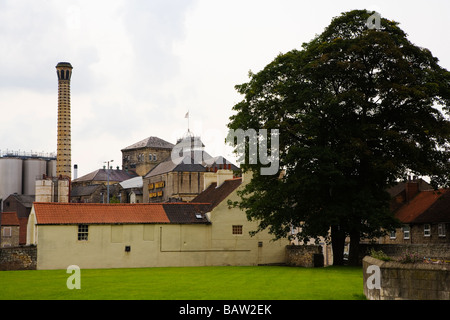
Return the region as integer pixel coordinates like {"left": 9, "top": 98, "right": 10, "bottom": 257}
{"left": 55, "top": 62, "right": 73, "bottom": 179}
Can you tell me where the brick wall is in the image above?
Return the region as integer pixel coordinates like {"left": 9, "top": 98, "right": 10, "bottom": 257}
{"left": 0, "top": 245, "right": 37, "bottom": 270}
{"left": 285, "top": 245, "right": 324, "bottom": 267}
{"left": 363, "top": 256, "right": 450, "bottom": 300}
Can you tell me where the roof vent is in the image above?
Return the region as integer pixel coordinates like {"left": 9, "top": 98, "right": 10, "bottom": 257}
{"left": 195, "top": 213, "right": 202, "bottom": 219}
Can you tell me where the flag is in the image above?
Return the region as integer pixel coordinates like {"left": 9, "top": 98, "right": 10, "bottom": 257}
{"left": 185, "top": 111, "right": 189, "bottom": 118}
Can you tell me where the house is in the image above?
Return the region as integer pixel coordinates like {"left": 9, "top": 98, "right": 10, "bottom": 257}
{"left": 1, "top": 212, "right": 22, "bottom": 247}
{"left": 26, "top": 174, "right": 287, "bottom": 269}
{"left": 380, "top": 185, "right": 449, "bottom": 244}
{"left": 2, "top": 194, "right": 34, "bottom": 220}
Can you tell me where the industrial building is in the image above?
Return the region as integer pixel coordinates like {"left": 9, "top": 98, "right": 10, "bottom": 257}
{"left": 0, "top": 151, "right": 56, "bottom": 210}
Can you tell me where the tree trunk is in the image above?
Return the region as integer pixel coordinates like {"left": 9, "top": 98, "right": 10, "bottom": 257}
{"left": 348, "top": 229, "right": 361, "bottom": 266}
{"left": 331, "top": 225, "right": 345, "bottom": 266}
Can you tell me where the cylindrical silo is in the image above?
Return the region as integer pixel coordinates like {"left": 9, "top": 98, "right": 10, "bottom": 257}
{"left": 47, "top": 159, "right": 57, "bottom": 178}
{"left": 0, "top": 157, "right": 23, "bottom": 202}
{"left": 23, "top": 158, "right": 47, "bottom": 195}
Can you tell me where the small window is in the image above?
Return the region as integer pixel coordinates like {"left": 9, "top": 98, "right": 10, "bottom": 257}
{"left": 403, "top": 225, "right": 410, "bottom": 240}
{"left": 78, "top": 224, "right": 89, "bottom": 241}
{"left": 424, "top": 224, "right": 431, "bottom": 237}
{"left": 153, "top": 154, "right": 157, "bottom": 161}
{"left": 389, "top": 230, "right": 396, "bottom": 239}
{"left": 438, "top": 223, "right": 446, "bottom": 237}
{"left": 2, "top": 227, "right": 12, "bottom": 237}
{"left": 232, "top": 225, "right": 243, "bottom": 235}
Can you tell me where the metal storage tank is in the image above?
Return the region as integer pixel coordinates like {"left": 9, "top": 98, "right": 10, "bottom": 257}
{"left": 47, "top": 159, "right": 57, "bottom": 178}
{"left": 0, "top": 157, "right": 23, "bottom": 202}
{"left": 23, "top": 158, "right": 47, "bottom": 195}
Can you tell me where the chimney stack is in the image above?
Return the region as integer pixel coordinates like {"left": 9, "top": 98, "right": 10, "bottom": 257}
{"left": 56, "top": 62, "right": 73, "bottom": 179}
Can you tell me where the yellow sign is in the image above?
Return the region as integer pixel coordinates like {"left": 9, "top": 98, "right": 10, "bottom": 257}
{"left": 155, "top": 181, "right": 165, "bottom": 189}
{"left": 149, "top": 191, "right": 163, "bottom": 198}
{"left": 148, "top": 183, "right": 154, "bottom": 190}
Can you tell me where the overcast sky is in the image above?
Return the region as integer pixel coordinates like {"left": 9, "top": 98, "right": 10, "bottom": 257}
{"left": 1, "top": 0, "right": 449, "bottom": 178}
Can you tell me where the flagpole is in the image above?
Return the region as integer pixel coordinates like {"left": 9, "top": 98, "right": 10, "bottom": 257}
{"left": 186, "top": 110, "right": 190, "bottom": 133}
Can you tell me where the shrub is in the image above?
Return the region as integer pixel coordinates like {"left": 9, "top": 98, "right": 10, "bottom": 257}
{"left": 369, "top": 248, "right": 391, "bottom": 261}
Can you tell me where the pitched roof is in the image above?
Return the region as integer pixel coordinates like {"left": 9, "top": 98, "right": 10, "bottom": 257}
{"left": 192, "top": 178, "right": 242, "bottom": 210}
{"left": 394, "top": 189, "right": 449, "bottom": 223}
{"left": 5, "top": 194, "right": 35, "bottom": 208}
{"left": 33, "top": 203, "right": 169, "bottom": 225}
{"left": 162, "top": 203, "right": 211, "bottom": 224}
{"left": 71, "top": 185, "right": 102, "bottom": 197}
{"left": 413, "top": 190, "right": 450, "bottom": 223}
{"left": 31, "top": 202, "right": 212, "bottom": 225}
{"left": 144, "top": 156, "right": 206, "bottom": 178}
{"left": 73, "top": 169, "right": 138, "bottom": 183}
{"left": 119, "top": 176, "right": 143, "bottom": 189}
{"left": 121, "top": 136, "right": 174, "bottom": 151}
{"left": 1, "top": 212, "right": 20, "bottom": 226}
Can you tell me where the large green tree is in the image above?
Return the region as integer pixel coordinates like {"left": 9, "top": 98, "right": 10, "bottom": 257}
{"left": 227, "top": 10, "right": 450, "bottom": 265}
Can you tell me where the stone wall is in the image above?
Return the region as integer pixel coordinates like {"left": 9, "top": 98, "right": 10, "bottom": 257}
{"left": 285, "top": 245, "right": 324, "bottom": 267}
{"left": 360, "top": 243, "right": 450, "bottom": 261}
{"left": 363, "top": 256, "right": 450, "bottom": 300}
{"left": 0, "top": 245, "right": 37, "bottom": 270}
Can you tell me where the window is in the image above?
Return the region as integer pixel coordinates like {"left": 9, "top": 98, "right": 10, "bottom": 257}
{"left": 389, "top": 230, "right": 396, "bottom": 239}
{"left": 78, "top": 225, "right": 89, "bottom": 241}
{"left": 2, "top": 227, "right": 12, "bottom": 237}
{"left": 438, "top": 223, "right": 446, "bottom": 237}
{"left": 424, "top": 224, "right": 431, "bottom": 237}
{"left": 403, "top": 225, "right": 410, "bottom": 240}
{"left": 232, "top": 225, "right": 243, "bottom": 235}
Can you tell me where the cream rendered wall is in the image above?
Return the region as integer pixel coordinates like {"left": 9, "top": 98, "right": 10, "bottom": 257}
{"left": 31, "top": 173, "right": 288, "bottom": 269}
{"left": 208, "top": 178, "right": 288, "bottom": 266}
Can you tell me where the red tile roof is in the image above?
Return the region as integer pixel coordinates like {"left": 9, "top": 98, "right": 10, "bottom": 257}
{"left": 1, "top": 212, "right": 20, "bottom": 226}
{"left": 33, "top": 203, "right": 170, "bottom": 225}
{"left": 32, "top": 202, "right": 217, "bottom": 225}
{"left": 394, "top": 189, "right": 448, "bottom": 223}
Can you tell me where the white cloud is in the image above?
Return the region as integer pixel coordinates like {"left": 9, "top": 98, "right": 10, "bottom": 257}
{"left": 0, "top": 0, "right": 449, "bottom": 177}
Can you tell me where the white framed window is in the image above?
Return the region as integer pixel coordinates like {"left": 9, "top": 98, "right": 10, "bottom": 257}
{"left": 78, "top": 224, "right": 89, "bottom": 241}
{"left": 424, "top": 224, "right": 431, "bottom": 237}
{"left": 403, "top": 225, "right": 410, "bottom": 240}
{"left": 438, "top": 223, "right": 446, "bottom": 237}
{"left": 389, "top": 230, "right": 396, "bottom": 239}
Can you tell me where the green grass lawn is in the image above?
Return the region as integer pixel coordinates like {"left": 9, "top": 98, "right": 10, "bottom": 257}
{"left": 0, "top": 265, "right": 364, "bottom": 300}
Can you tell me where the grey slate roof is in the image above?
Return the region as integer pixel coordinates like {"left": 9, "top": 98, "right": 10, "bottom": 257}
{"left": 121, "top": 136, "right": 174, "bottom": 151}
{"left": 71, "top": 185, "right": 102, "bottom": 197}
{"left": 144, "top": 156, "right": 206, "bottom": 178}
{"left": 73, "top": 169, "right": 138, "bottom": 183}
